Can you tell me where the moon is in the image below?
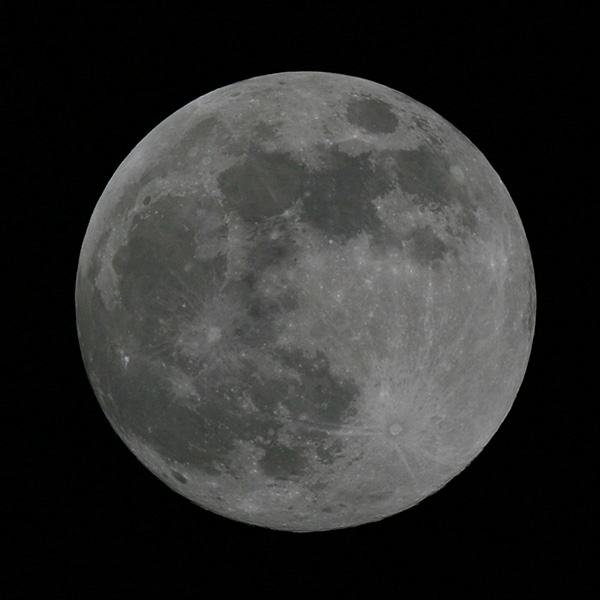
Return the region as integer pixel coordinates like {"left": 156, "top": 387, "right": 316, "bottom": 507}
{"left": 76, "top": 72, "right": 535, "bottom": 531}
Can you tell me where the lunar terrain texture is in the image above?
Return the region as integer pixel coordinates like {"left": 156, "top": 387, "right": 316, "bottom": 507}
{"left": 76, "top": 72, "right": 535, "bottom": 531}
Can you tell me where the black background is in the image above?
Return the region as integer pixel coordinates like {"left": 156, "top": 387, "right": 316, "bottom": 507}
{"left": 7, "top": 4, "right": 593, "bottom": 597}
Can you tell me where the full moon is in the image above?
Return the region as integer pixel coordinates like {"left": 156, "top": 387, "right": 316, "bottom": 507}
{"left": 76, "top": 72, "right": 535, "bottom": 531}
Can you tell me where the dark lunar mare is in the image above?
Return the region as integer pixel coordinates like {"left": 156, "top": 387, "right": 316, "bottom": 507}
{"left": 219, "top": 140, "right": 480, "bottom": 262}
{"left": 346, "top": 97, "right": 400, "bottom": 133}
{"left": 78, "top": 175, "right": 362, "bottom": 480}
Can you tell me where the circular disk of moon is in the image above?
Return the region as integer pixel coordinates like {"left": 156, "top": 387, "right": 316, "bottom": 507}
{"left": 76, "top": 72, "right": 536, "bottom": 532}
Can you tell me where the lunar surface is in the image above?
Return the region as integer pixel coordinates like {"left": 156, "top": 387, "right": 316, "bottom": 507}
{"left": 76, "top": 72, "right": 535, "bottom": 531}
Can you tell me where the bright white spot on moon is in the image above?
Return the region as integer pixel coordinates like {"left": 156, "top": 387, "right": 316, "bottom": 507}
{"left": 389, "top": 423, "right": 403, "bottom": 436}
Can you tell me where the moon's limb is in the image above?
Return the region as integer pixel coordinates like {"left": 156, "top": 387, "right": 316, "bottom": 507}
{"left": 76, "top": 72, "right": 535, "bottom": 531}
